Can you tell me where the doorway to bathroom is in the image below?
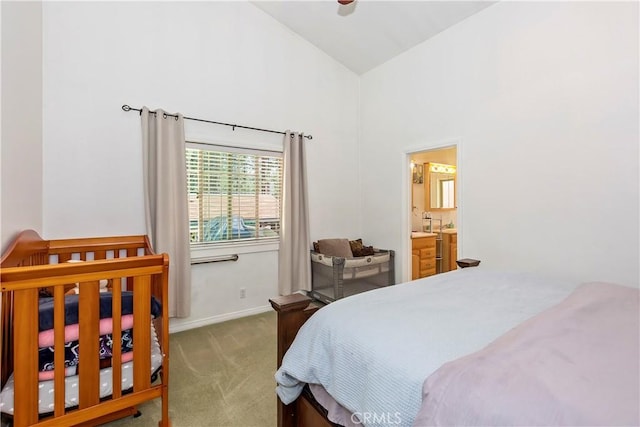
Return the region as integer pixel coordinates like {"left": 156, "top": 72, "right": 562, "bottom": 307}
{"left": 407, "top": 144, "right": 459, "bottom": 280}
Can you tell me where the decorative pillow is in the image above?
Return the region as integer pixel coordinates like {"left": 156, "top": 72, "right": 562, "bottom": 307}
{"left": 350, "top": 239, "right": 375, "bottom": 257}
{"left": 356, "top": 246, "right": 375, "bottom": 257}
{"left": 317, "top": 239, "right": 353, "bottom": 258}
{"left": 349, "top": 238, "right": 364, "bottom": 254}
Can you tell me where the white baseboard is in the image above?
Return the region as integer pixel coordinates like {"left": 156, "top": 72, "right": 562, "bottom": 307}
{"left": 168, "top": 305, "right": 272, "bottom": 334}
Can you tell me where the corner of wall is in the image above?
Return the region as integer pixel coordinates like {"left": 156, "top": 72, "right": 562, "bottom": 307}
{"left": 355, "top": 76, "right": 363, "bottom": 237}
{"left": 1, "top": 0, "right": 44, "bottom": 251}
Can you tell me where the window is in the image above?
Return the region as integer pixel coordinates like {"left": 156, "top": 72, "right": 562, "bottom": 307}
{"left": 440, "top": 179, "right": 455, "bottom": 209}
{"left": 186, "top": 143, "right": 283, "bottom": 245}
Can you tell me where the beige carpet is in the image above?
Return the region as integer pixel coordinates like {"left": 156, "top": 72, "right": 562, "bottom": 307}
{"left": 105, "top": 311, "right": 277, "bottom": 427}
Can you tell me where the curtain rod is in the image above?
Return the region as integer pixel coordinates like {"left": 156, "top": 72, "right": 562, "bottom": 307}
{"left": 121, "top": 105, "right": 312, "bottom": 140}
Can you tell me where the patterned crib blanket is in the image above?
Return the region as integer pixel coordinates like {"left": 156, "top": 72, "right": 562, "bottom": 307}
{"left": 35, "top": 292, "right": 162, "bottom": 379}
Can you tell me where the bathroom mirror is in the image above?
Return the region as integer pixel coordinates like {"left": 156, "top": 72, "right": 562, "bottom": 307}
{"left": 426, "top": 163, "right": 456, "bottom": 210}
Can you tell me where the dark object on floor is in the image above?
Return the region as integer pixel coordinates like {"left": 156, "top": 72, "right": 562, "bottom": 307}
{"left": 456, "top": 258, "right": 481, "bottom": 268}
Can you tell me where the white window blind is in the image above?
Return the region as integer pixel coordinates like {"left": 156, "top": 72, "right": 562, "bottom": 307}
{"left": 186, "top": 143, "right": 283, "bottom": 244}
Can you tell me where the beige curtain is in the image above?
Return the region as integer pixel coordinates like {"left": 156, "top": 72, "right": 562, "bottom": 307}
{"left": 141, "top": 107, "right": 191, "bottom": 317}
{"left": 278, "top": 131, "right": 311, "bottom": 295}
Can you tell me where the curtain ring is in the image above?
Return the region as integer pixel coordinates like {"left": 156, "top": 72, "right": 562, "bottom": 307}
{"left": 163, "top": 113, "right": 168, "bottom": 119}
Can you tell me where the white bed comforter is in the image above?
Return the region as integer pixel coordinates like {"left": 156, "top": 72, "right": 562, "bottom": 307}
{"left": 275, "top": 268, "right": 580, "bottom": 427}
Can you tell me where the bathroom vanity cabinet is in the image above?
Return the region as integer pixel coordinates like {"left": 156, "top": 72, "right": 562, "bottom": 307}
{"left": 412, "top": 234, "right": 437, "bottom": 280}
{"left": 441, "top": 231, "right": 458, "bottom": 272}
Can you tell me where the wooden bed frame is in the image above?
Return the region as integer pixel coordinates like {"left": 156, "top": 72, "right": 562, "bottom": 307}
{"left": 269, "top": 263, "right": 482, "bottom": 427}
{"left": 270, "top": 293, "right": 338, "bottom": 427}
{"left": 0, "top": 230, "right": 170, "bottom": 427}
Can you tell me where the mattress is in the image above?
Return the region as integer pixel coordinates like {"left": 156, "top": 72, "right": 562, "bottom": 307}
{"left": 0, "top": 322, "right": 163, "bottom": 415}
{"left": 276, "top": 268, "right": 581, "bottom": 427}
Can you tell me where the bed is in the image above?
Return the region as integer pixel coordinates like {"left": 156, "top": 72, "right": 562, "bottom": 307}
{"left": 0, "top": 230, "right": 170, "bottom": 427}
{"left": 270, "top": 268, "right": 639, "bottom": 427}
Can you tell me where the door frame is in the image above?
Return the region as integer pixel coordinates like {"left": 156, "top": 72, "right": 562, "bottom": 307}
{"left": 402, "top": 138, "right": 462, "bottom": 282}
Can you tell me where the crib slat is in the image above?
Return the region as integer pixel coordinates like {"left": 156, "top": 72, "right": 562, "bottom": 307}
{"left": 58, "top": 253, "right": 71, "bottom": 264}
{"left": 126, "top": 249, "right": 136, "bottom": 291}
{"left": 78, "top": 281, "right": 100, "bottom": 409}
{"left": 53, "top": 285, "right": 66, "bottom": 416}
{"left": 132, "top": 275, "right": 151, "bottom": 392}
{"left": 111, "top": 280, "right": 123, "bottom": 399}
{"left": 13, "top": 288, "right": 39, "bottom": 426}
{"left": 1, "top": 291, "right": 15, "bottom": 390}
{"left": 94, "top": 250, "right": 107, "bottom": 260}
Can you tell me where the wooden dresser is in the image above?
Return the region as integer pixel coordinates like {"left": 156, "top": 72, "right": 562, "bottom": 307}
{"left": 441, "top": 231, "right": 458, "bottom": 272}
{"left": 412, "top": 235, "right": 437, "bottom": 279}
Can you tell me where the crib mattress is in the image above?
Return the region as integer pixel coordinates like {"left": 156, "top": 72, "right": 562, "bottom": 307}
{"left": 0, "top": 322, "right": 163, "bottom": 415}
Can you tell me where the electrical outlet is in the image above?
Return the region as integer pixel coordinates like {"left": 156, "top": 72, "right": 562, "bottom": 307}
{"left": 240, "top": 288, "right": 246, "bottom": 299}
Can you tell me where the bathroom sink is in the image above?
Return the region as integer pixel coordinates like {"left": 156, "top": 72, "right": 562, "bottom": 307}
{"left": 411, "top": 232, "right": 436, "bottom": 238}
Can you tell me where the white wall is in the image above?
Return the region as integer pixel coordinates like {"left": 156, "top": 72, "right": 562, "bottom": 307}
{"left": 16, "top": 1, "right": 638, "bottom": 335}
{"left": 41, "top": 1, "right": 360, "bottom": 330}
{"left": 1, "top": 1, "right": 43, "bottom": 252}
{"left": 360, "top": 2, "right": 639, "bottom": 287}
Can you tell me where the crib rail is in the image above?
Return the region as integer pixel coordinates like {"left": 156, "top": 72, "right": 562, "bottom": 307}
{"left": 0, "top": 231, "right": 170, "bottom": 427}
{"left": 48, "top": 235, "right": 154, "bottom": 255}
{"left": 2, "top": 257, "right": 164, "bottom": 289}
{"left": 0, "top": 230, "right": 49, "bottom": 268}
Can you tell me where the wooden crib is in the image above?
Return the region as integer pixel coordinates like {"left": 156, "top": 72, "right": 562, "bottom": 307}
{"left": 0, "top": 230, "right": 170, "bottom": 427}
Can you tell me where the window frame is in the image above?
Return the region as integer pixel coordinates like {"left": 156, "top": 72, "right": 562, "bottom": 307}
{"left": 185, "top": 141, "right": 284, "bottom": 250}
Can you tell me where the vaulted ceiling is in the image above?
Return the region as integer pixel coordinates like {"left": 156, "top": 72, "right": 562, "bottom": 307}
{"left": 251, "top": 1, "right": 497, "bottom": 75}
